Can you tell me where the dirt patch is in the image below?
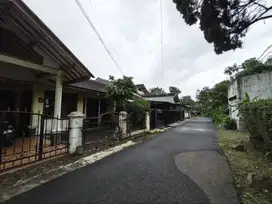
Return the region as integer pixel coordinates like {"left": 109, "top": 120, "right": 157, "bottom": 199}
{"left": 218, "top": 129, "right": 272, "bottom": 204}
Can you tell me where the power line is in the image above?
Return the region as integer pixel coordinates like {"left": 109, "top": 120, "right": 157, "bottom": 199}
{"left": 257, "top": 44, "right": 272, "bottom": 61}
{"left": 160, "top": 0, "right": 164, "bottom": 83}
{"left": 75, "top": 0, "right": 124, "bottom": 75}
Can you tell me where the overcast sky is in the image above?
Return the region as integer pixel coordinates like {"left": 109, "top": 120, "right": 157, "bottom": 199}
{"left": 24, "top": 0, "right": 272, "bottom": 98}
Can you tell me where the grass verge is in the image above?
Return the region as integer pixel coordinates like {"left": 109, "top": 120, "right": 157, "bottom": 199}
{"left": 218, "top": 129, "right": 272, "bottom": 204}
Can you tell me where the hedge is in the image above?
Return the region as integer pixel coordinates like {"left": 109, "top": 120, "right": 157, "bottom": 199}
{"left": 239, "top": 99, "right": 272, "bottom": 151}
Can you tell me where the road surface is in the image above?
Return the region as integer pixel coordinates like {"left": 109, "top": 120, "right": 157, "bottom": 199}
{"left": 4, "top": 118, "right": 239, "bottom": 204}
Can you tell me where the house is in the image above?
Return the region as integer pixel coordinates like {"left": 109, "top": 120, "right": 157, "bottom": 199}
{"left": 136, "top": 84, "right": 149, "bottom": 96}
{"left": 0, "top": 0, "right": 105, "bottom": 171}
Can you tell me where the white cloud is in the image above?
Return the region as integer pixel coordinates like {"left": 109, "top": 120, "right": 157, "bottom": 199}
{"left": 24, "top": 0, "right": 272, "bottom": 98}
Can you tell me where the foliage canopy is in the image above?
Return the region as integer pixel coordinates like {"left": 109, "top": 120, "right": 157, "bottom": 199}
{"left": 149, "top": 87, "right": 166, "bottom": 95}
{"left": 105, "top": 76, "right": 137, "bottom": 103}
{"left": 173, "top": 0, "right": 272, "bottom": 54}
{"left": 224, "top": 58, "right": 272, "bottom": 79}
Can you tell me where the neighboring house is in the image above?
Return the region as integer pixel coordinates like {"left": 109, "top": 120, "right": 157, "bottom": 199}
{"left": 136, "top": 84, "right": 149, "bottom": 96}
{"left": 143, "top": 93, "right": 185, "bottom": 128}
{"left": 228, "top": 71, "right": 272, "bottom": 130}
{"left": 71, "top": 79, "right": 113, "bottom": 118}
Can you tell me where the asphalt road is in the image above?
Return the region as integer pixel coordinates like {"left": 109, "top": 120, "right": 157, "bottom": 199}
{"left": 4, "top": 118, "right": 239, "bottom": 204}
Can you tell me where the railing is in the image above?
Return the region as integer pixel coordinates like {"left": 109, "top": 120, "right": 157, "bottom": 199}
{"left": 127, "top": 112, "right": 146, "bottom": 132}
{"left": 82, "top": 112, "right": 120, "bottom": 152}
{"left": 0, "top": 111, "right": 68, "bottom": 172}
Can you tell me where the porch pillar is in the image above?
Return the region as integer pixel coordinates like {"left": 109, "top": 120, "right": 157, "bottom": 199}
{"left": 53, "top": 72, "right": 63, "bottom": 132}
{"left": 53, "top": 72, "right": 63, "bottom": 119}
{"left": 84, "top": 97, "right": 88, "bottom": 116}
{"left": 98, "top": 99, "right": 101, "bottom": 123}
{"left": 77, "top": 94, "right": 84, "bottom": 114}
{"left": 31, "top": 85, "right": 44, "bottom": 129}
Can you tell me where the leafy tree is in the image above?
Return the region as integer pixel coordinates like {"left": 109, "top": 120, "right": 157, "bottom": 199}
{"left": 105, "top": 76, "right": 137, "bottom": 111}
{"left": 180, "top": 95, "right": 195, "bottom": 106}
{"left": 195, "top": 80, "right": 229, "bottom": 115}
{"left": 173, "top": 0, "right": 272, "bottom": 54}
{"left": 224, "top": 58, "right": 272, "bottom": 78}
{"left": 149, "top": 87, "right": 166, "bottom": 95}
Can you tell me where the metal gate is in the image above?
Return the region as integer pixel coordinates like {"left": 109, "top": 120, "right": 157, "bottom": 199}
{"left": 82, "top": 112, "right": 120, "bottom": 151}
{"left": 0, "top": 111, "right": 69, "bottom": 172}
{"left": 150, "top": 108, "right": 184, "bottom": 129}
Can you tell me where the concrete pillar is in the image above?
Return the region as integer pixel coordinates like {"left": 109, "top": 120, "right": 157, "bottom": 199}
{"left": 77, "top": 94, "right": 84, "bottom": 114}
{"left": 53, "top": 72, "right": 63, "bottom": 119}
{"left": 84, "top": 97, "right": 88, "bottom": 116}
{"left": 53, "top": 72, "right": 63, "bottom": 131}
{"left": 98, "top": 99, "right": 101, "bottom": 123}
{"left": 31, "top": 85, "right": 44, "bottom": 128}
{"left": 145, "top": 112, "right": 150, "bottom": 131}
{"left": 119, "top": 111, "right": 127, "bottom": 137}
{"left": 68, "top": 111, "right": 85, "bottom": 154}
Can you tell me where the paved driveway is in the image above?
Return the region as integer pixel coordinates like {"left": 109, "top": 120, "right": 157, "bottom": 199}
{"left": 4, "top": 118, "right": 239, "bottom": 204}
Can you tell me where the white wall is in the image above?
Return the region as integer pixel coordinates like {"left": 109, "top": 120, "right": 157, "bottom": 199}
{"left": 228, "top": 71, "right": 272, "bottom": 120}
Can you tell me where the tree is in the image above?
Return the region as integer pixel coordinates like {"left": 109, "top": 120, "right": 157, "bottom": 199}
{"left": 180, "top": 95, "right": 195, "bottom": 106}
{"left": 173, "top": 0, "right": 272, "bottom": 54}
{"left": 224, "top": 57, "right": 272, "bottom": 78}
{"left": 195, "top": 80, "right": 229, "bottom": 115}
{"left": 105, "top": 76, "right": 137, "bottom": 111}
{"left": 149, "top": 87, "right": 166, "bottom": 95}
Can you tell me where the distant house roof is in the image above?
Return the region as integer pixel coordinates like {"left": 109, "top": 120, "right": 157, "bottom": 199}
{"left": 71, "top": 77, "right": 145, "bottom": 99}
{"left": 70, "top": 80, "right": 106, "bottom": 93}
{"left": 136, "top": 84, "right": 149, "bottom": 96}
{"left": 0, "top": 0, "right": 94, "bottom": 83}
{"left": 95, "top": 77, "right": 110, "bottom": 84}
{"left": 144, "top": 93, "right": 180, "bottom": 104}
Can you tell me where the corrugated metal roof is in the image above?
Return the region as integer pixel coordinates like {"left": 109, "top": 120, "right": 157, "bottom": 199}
{"left": 143, "top": 95, "right": 175, "bottom": 104}
{"left": 0, "top": 0, "right": 93, "bottom": 83}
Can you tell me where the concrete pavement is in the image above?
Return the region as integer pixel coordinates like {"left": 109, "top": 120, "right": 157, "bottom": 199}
{"left": 3, "top": 118, "right": 239, "bottom": 204}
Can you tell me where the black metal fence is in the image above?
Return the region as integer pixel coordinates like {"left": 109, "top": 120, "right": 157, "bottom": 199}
{"left": 82, "top": 112, "right": 120, "bottom": 152}
{"left": 150, "top": 109, "right": 184, "bottom": 129}
{"left": 0, "top": 111, "right": 68, "bottom": 172}
{"left": 127, "top": 112, "right": 146, "bottom": 132}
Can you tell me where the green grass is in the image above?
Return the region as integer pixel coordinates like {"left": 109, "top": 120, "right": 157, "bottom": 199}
{"left": 218, "top": 129, "right": 272, "bottom": 204}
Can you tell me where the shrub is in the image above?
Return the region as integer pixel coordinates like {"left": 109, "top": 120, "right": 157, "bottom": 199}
{"left": 222, "top": 116, "right": 237, "bottom": 130}
{"left": 239, "top": 99, "right": 272, "bottom": 151}
{"left": 125, "top": 99, "right": 150, "bottom": 130}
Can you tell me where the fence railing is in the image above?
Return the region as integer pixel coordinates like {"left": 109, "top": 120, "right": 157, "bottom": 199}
{"left": 0, "top": 111, "right": 68, "bottom": 172}
{"left": 126, "top": 113, "right": 146, "bottom": 132}
{"left": 82, "top": 112, "right": 120, "bottom": 152}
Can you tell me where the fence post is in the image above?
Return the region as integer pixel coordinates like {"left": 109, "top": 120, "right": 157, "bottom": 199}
{"left": 67, "top": 112, "right": 85, "bottom": 154}
{"left": 119, "top": 111, "right": 127, "bottom": 138}
{"left": 145, "top": 112, "right": 150, "bottom": 131}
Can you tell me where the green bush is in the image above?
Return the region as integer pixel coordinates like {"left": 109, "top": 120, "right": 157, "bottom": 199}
{"left": 222, "top": 116, "right": 237, "bottom": 130}
{"left": 125, "top": 99, "right": 150, "bottom": 129}
{"left": 239, "top": 99, "right": 272, "bottom": 151}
